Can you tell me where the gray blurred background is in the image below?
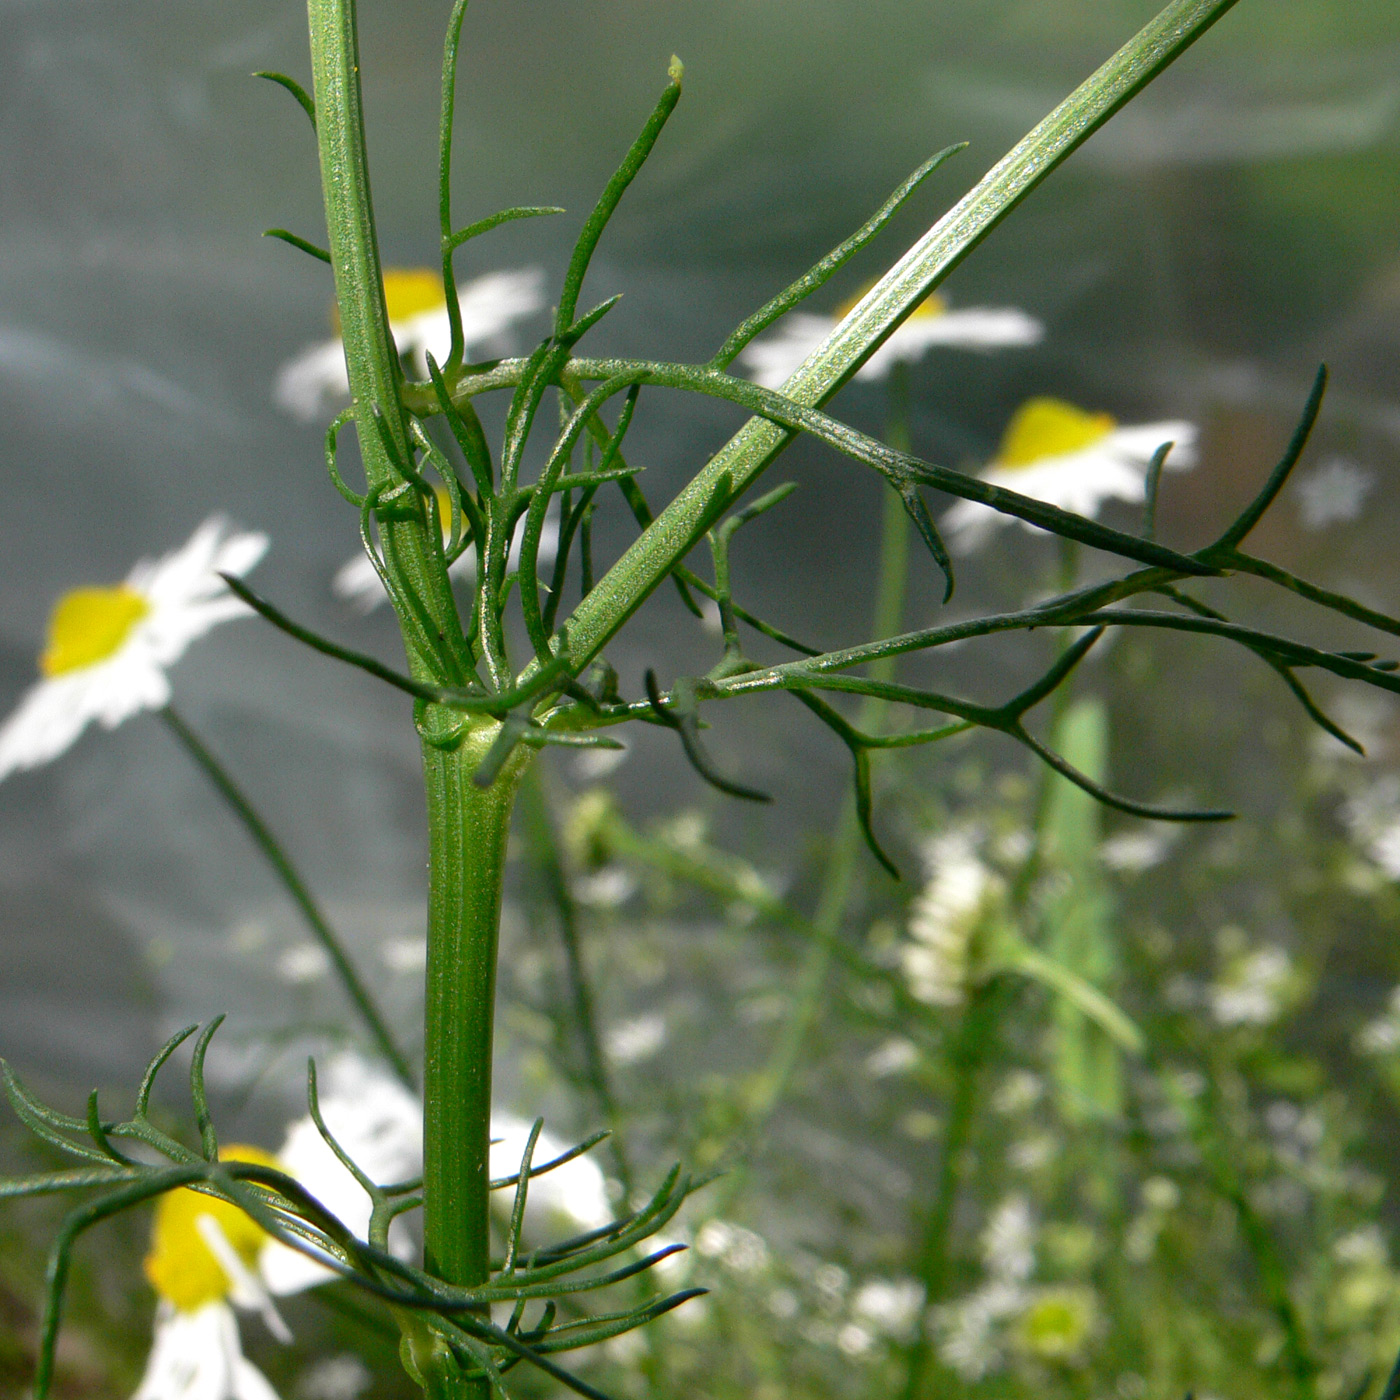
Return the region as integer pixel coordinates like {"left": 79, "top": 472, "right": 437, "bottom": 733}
{"left": 0, "top": 0, "right": 1397, "bottom": 1102}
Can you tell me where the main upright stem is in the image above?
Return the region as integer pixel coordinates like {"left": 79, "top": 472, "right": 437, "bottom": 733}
{"left": 306, "top": 1, "right": 515, "bottom": 1392}
{"left": 420, "top": 733, "right": 525, "bottom": 1397}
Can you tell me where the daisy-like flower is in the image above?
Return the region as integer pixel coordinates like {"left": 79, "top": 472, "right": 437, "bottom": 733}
{"left": 1206, "top": 944, "right": 1294, "bottom": 1028}
{"left": 332, "top": 489, "right": 559, "bottom": 613}
{"left": 1293, "top": 454, "right": 1375, "bottom": 531}
{"left": 941, "top": 397, "right": 1197, "bottom": 553}
{"left": 131, "top": 1054, "right": 608, "bottom": 1400}
{"left": 931, "top": 1195, "right": 1036, "bottom": 1381}
{"left": 135, "top": 1144, "right": 288, "bottom": 1400}
{"left": 275, "top": 267, "right": 546, "bottom": 422}
{"left": 0, "top": 517, "right": 268, "bottom": 783}
{"left": 738, "top": 288, "right": 1043, "bottom": 390}
{"left": 900, "top": 830, "right": 1004, "bottom": 1008}
{"left": 133, "top": 1055, "right": 421, "bottom": 1400}
{"left": 1010, "top": 1284, "right": 1099, "bottom": 1366}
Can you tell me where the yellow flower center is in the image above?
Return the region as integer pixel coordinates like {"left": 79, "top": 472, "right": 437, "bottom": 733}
{"left": 39, "top": 587, "right": 150, "bottom": 677}
{"left": 383, "top": 268, "right": 448, "bottom": 323}
{"left": 835, "top": 283, "right": 947, "bottom": 322}
{"left": 1014, "top": 1286, "right": 1096, "bottom": 1361}
{"left": 143, "top": 1146, "right": 282, "bottom": 1312}
{"left": 993, "top": 397, "right": 1116, "bottom": 471}
{"left": 333, "top": 268, "right": 447, "bottom": 334}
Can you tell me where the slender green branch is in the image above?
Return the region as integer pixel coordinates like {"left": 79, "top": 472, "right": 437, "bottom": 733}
{"left": 518, "top": 769, "right": 633, "bottom": 1194}
{"left": 537, "top": 0, "right": 1244, "bottom": 675}
{"left": 160, "top": 706, "right": 414, "bottom": 1090}
{"left": 901, "top": 981, "right": 1005, "bottom": 1400}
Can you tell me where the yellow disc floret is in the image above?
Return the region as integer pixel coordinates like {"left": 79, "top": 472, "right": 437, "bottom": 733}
{"left": 331, "top": 268, "right": 446, "bottom": 333}
{"left": 40, "top": 587, "right": 150, "bottom": 677}
{"left": 382, "top": 268, "right": 447, "bottom": 323}
{"left": 993, "top": 398, "right": 1116, "bottom": 470}
{"left": 835, "top": 283, "right": 947, "bottom": 322}
{"left": 143, "top": 1146, "right": 281, "bottom": 1312}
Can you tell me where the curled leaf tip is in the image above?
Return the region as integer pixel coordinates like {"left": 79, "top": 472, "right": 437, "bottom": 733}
{"left": 668, "top": 55, "right": 684, "bottom": 86}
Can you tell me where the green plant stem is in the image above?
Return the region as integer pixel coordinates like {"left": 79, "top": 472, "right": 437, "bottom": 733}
{"left": 419, "top": 731, "right": 526, "bottom": 1399}
{"left": 540, "top": 0, "right": 1243, "bottom": 678}
{"left": 306, "top": 1, "right": 513, "bottom": 1390}
{"left": 159, "top": 705, "right": 414, "bottom": 1090}
{"left": 708, "top": 379, "right": 913, "bottom": 1211}
{"left": 901, "top": 980, "right": 1004, "bottom": 1400}
{"left": 306, "top": 0, "right": 467, "bottom": 682}
{"left": 903, "top": 541, "right": 1088, "bottom": 1397}
{"left": 518, "top": 766, "right": 633, "bottom": 1194}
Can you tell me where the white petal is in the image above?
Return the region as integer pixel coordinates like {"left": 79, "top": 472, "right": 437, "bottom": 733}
{"left": 855, "top": 307, "right": 1043, "bottom": 379}
{"left": 211, "top": 530, "right": 271, "bottom": 582}
{"left": 132, "top": 1302, "right": 281, "bottom": 1400}
{"left": 0, "top": 675, "right": 97, "bottom": 778}
{"left": 139, "top": 517, "right": 266, "bottom": 610}
{"left": 273, "top": 340, "right": 350, "bottom": 423}
{"left": 89, "top": 652, "right": 172, "bottom": 726}
{"left": 397, "top": 306, "right": 452, "bottom": 377}
{"left": 397, "top": 268, "right": 548, "bottom": 374}
{"left": 736, "top": 315, "right": 833, "bottom": 390}
{"left": 984, "top": 449, "right": 1147, "bottom": 514}
{"left": 454, "top": 268, "right": 547, "bottom": 347}
{"left": 1105, "top": 420, "right": 1198, "bottom": 469}
{"left": 941, "top": 445, "right": 1150, "bottom": 554}
{"left": 0, "top": 653, "right": 169, "bottom": 781}
{"left": 194, "top": 1217, "right": 292, "bottom": 1344}
{"left": 260, "top": 1054, "right": 423, "bottom": 1297}
{"left": 332, "top": 554, "right": 390, "bottom": 612}
{"left": 490, "top": 1113, "right": 611, "bottom": 1231}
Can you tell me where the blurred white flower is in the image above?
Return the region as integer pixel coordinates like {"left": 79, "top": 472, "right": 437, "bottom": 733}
{"left": 1342, "top": 777, "right": 1400, "bottom": 877}
{"left": 573, "top": 739, "right": 630, "bottom": 781}
{"left": 982, "top": 1195, "right": 1036, "bottom": 1282}
{"left": 135, "top": 1058, "right": 614, "bottom": 1398}
{"left": 133, "top": 1300, "right": 281, "bottom": 1400}
{"left": 1100, "top": 828, "right": 1176, "bottom": 873}
{"left": 901, "top": 830, "right": 1002, "bottom": 1007}
{"left": 695, "top": 1219, "right": 770, "bottom": 1273}
{"left": 941, "top": 397, "right": 1197, "bottom": 553}
{"left": 333, "top": 491, "right": 559, "bottom": 613}
{"left": 851, "top": 1278, "right": 924, "bottom": 1341}
{"left": 0, "top": 517, "right": 267, "bottom": 782}
{"left": 136, "top": 1055, "right": 420, "bottom": 1399}
{"left": 1207, "top": 946, "right": 1293, "bottom": 1027}
{"left": 1011, "top": 1284, "right": 1099, "bottom": 1365}
{"left": 1140, "top": 1175, "right": 1181, "bottom": 1212}
{"left": 275, "top": 944, "right": 330, "bottom": 985}
{"left": 275, "top": 267, "right": 546, "bottom": 422}
{"left": 1293, "top": 455, "right": 1375, "bottom": 530}
{"left": 1007, "top": 1135, "right": 1055, "bottom": 1172}
{"left": 992, "top": 1070, "right": 1044, "bottom": 1116}
{"left": 738, "top": 290, "right": 1042, "bottom": 389}
{"left": 137, "top": 1142, "right": 291, "bottom": 1400}
{"left": 489, "top": 1114, "right": 612, "bottom": 1232}
{"left": 605, "top": 1012, "right": 668, "bottom": 1067}
{"left": 379, "top": 936, "right": 428, "bottom": 974}
{"left": 296, "top": 1355, "right": 372, "bottom": 1400}
{"left": 258, "top": 1054, "right": 423, "bottom": 1295}
{"left": 1357, "top": 986, "right": 1400, "bottom": 1055}
{"left": 572, "top": 864, "right": 636, "bottom": 908}
{"left": 931, "top": 1195, "right": 1037, "bottom": 1380}
{"left": 864, "top": 1036, "right": 920, "bottom": 1078}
